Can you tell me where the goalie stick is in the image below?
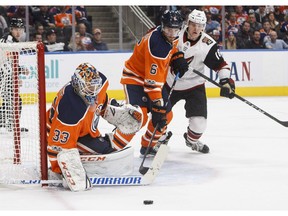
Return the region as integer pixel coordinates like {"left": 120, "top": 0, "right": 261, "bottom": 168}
{"left": 139, "top": 73, "right": 179, "bottom": 175}
{"left": 0, "top": 145, "right": 169, "bottom": 186}
{"left": 192, "top": 69, "right": 288, "bottom": 127}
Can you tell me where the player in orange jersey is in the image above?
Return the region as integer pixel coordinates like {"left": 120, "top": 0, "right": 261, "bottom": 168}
{"left": 46, "top": 62, "right": 142, "bottom": 191}
{"left": 108, "top": 10, "right": 189, "bottom": 157}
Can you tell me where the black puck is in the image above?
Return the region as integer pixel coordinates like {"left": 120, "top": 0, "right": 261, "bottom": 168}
{"left": 143, "top": 200, "right": 153, "bottom": 205}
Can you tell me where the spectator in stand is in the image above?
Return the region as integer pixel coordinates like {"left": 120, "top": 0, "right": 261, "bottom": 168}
{"left": 208, "top": 29, "right": 222, "bottom": 49}
{"left": 92, "top": 28, "right": 108, "bottom": 51}
{"left": 66, "top": 6, "right": 91, "bottom": 34}
{"left": 67, "top": 32, "right": 86, "bottom": 51}
{"left": 203, "top": 5, "right": 222, "bottom": 15}
{"left": 234, "top": 6, "right": 248, "bottom": 24}
{"left": 77, "top": 23, "right": 93, "bottom": 50}
{"left": 0, "top": 8, "right": 8, "bottom": 37}
{"left": 255, "top": 6, "right": 268, "bottom": 24}
{"left": 44, "top": 28, "right": 66, "bottom": 52}
{"left": 279, "top": 14, "right": 288, "bottom": 40}
{"left": 178, "top": 6, "right": 191, "bottom": 22}
{"left": 32, "top": 6, "right": 55, "bottom": 29}
{"left": 273, "top": 6, "right": 285, "bottom": 23}
{"left": 266, "top": 11, "right": 279, "bottom": 30}
{"left": 278, "top": 6, "right": 288, "bottom": 15}
{"left": 227, "top": 11, "right": 241, "bottom": 36}
{"left": 34, "top": 23, "right": 45, "bottom": 38}
{"left": 245, "top": 30, "right": 265, "bottom": 49}
{"left": 225, "top": 30, "right": 237, "bottom": 49}
{"left": 5, "top": 6, "right": 17, "bottom": 19}
{"left": 248, "top": 12, "right": 262, "bottom": 32}
{"left": 265, "top": 30, "right": 288, "bottom": 49}
{"left": 9, "top": 6, "right": 34, "bottom": 27}
{"left": 259, "top": 20, "right": 273, "bottom": 43}
{"left": 32, "top": 32, "right": 42, "bottom": 42}
{"left": 237, "top": 21, "right": 253, "bottom": 49}
{"left": 282, "top": 31, "right": 288, "bottom": 45}
{"left": 205, "top": 10, "right": 221, "bottom": 33}
{"left": 53, "top": 6, "right": 74, "bottom": 29}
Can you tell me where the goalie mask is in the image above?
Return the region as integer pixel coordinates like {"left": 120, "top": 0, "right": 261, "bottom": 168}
{"left": 71, "top": 62, "right": 102, "bottom": 105}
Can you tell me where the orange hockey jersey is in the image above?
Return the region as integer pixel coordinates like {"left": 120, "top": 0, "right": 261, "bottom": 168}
{"left": 121, "top": 26, "right": 179, "bottom": 101}
{"left": 46, "top": 72, "right": 108, "bottom": 173}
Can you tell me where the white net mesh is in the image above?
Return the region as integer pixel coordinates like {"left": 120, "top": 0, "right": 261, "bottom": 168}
{"left": 0, "top": 42, "right": 43, "bottom": 182}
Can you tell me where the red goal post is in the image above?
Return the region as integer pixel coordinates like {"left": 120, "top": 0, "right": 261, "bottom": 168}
{"left": 0, "top": 42, "right": 47, "bottom": 183}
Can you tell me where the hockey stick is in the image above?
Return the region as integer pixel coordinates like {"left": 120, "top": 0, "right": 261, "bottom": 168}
{"left": 0, "top": 172, "right": 158, "bottom": 186}
{"left": 193, "top": 69, "right": 288, "bottom": 127}
{"left": 139, "top": 73, "right": 180, "bottom": 175}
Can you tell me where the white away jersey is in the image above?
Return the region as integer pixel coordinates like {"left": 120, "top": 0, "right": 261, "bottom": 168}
{"left": 166, "top": 29, "right": 230, "bottom": 91}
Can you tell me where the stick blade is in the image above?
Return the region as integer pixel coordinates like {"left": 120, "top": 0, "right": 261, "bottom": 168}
{"left": 281, "top": 121, "right": 288, "bottom": 127}
{"left": 141, "top": 145, "right": 169, "bottom": 183}
{"left": 139, "top": 167, "right": 149, "bottom": 175}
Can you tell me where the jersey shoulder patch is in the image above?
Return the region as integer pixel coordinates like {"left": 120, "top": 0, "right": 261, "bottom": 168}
{"left": 202, "top": 36, "right": 213, "bottom": 45}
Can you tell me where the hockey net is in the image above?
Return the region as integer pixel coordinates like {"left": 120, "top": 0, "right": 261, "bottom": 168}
{"left": 0, "top": 42, "right": 47, "bottom": 183}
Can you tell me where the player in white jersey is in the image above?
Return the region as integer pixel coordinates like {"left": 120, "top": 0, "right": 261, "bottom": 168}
{"left": 165, "top": 9, "right": 236, "bottom": 153}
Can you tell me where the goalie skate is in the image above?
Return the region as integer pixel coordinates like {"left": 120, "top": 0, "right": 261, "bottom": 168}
{"left": 183, "top": 133, "right": 209, "bottom": 153}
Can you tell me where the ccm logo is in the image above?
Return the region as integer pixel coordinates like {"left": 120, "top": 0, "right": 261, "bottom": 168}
{"left": 80, "top": 156, "right": 106, "bottom": 162}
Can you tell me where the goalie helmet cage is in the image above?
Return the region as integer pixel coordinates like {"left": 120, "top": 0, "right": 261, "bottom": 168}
{"left": 0, "top": 42, "right": 47, "bottom": 183}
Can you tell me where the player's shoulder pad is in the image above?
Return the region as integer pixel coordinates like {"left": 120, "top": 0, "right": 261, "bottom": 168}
{"left": 149, "top": 26, "right": 173, "bottom": 58}
{"left": 98, "top": 71, "right": 107, "bottom": 84}
{"left": 58, "top": 84, "right": 87, "bottom": 124}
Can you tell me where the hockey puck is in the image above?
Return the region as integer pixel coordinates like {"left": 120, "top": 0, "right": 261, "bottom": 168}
{"left": 143, "top": 200, "right": 153, "bottom": 205}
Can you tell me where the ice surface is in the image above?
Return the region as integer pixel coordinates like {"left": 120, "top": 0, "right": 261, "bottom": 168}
{"left": 1, "top": 96, "right": 288, "bottom": 215}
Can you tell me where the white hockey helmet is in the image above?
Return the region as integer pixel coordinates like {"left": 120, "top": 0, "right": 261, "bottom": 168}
{"left": 187, "top": 9, "right": 207, "bottom": 30}
{"left": 71, "top": 62, "right": 102, "bottom": 104}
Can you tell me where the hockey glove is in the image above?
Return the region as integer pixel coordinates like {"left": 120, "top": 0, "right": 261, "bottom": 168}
{"left": 151, "top": 100, "right": 167, "bottom": 132}
{"left": 219, "top": 78, "right": 235, "bottom": 99}
{"left": 170, "top": 51, "right": 188, "bottom": 78}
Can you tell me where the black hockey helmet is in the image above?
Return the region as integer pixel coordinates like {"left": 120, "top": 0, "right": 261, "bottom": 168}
{"left": 10, "top": 18, "right": 24, "bottom": 28}
{"left": 161, "top": 10, "right": 183, "bottom": 29}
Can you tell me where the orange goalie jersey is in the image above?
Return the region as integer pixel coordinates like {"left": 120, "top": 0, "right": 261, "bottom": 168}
{"left": 121, "top": 26, "right": 179, "bottom": 101}
{"left": 46, "top": 72, "right": 109, "bottom": 173}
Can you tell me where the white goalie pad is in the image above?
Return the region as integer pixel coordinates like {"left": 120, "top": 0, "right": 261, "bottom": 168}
{"left": 57, "top": 148, "right": 92, "bottom": 192}
{"left": 103, "top": 103, "right": 143, "bottom": 134}
{"left": 81, "top": 146, "right": 134, "bottom": 176}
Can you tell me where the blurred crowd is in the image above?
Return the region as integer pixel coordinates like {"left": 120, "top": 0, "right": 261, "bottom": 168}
{"left": 0, "top": 5, "right": 108, "bottom": 52}
{"left": 150, "top": 5, "right": 288, "bottom": 49}
{"left": 1, "top": 5, "right": 288, "bottom": 51}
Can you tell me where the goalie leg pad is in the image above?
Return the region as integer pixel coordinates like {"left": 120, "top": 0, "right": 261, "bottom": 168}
{"left": 81, "top": 146, "right": 134, "bottom": 176}
{"left": 57, "top": 148, "right": 92, "bottom": 192}
{"left": 103, "top": 103, "right": 143, "bottom": 134}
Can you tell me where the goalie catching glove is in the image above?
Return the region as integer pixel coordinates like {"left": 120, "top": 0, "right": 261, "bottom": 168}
{"left": 170, "top": 51, "right": 188, "bottom": 78}
{"left": 103, "top": 100, "right": 143, "bottom": 134}
{"left": 219, "top": 78, "right": 235, "bottom": 99}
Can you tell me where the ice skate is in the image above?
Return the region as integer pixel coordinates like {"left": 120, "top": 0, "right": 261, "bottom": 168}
{"left": 183, "top": 132, "right": 209, "bottom": 153}
{"left": 157, "top": 131, "right": 173, "bottom": 145}
{"left": 140, "top": 131, "right": 173, "bottom": 158}
{"left": 140, "top": 145, "right": 158, "bottom": 158}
